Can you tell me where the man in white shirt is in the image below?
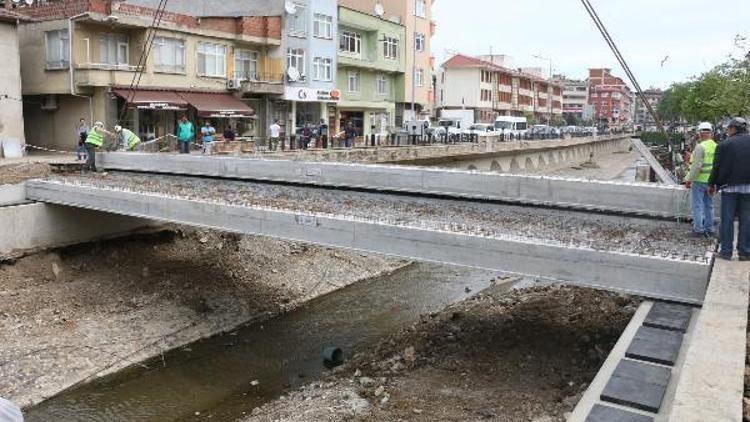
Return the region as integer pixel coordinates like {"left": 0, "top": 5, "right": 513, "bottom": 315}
{"left": 269, "top": 119, "right": 281, "bottom": 151}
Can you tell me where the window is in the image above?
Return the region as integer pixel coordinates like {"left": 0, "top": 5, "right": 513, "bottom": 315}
{"left": 375, "top": 74, "right": 388, "bottom": 96}
{"left": 287, "top": 48, "right": 306, "bottom": 76}
{"left": 347, "top": 71, "right": 360, "bottom": 93}
{"left": 287, "top": 4, "right": 306, "bottom": 36}
{"left": 414, "top": 68, "right": 424, "bottom": 86}
{"left": 98, "top": 33, "right": 128, "bottom": 65}
{"left": 415, "top": 32, "right": 425, "bottom": 52}
{"left": 312, "top": 57, "right": 332, "bottom": 81}
{"left": 197, "top": 42, "right": 227, "bottom": 77}
{"left": 234, "top": 49, "right": 259, "bottom": 80}
{"left": 415, "top": 0, "right": 426, "bottom": 18}
{"left": 383, "top": 37, "right": 398, "bottom": 60}
{"left": 45, "top": 29, "right": 69, "bottom": 69}
{"left": 339, "top": 31, "right": 361, "bottom": 56}
{"left": 313, "top": 14, "right": 333, "bottom": 39}
{"left": 154, "top": 37, "right": 185, "bottom": 73}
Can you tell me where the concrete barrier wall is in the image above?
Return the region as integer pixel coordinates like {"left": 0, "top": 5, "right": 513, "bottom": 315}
{"left": 27, "top": 181, "right": 710, "bottom": 303}
{"left": 258, "top": 135, "right": 630, "bottom": 164}
{"left": 99, "top": 152, "right": 689, "bottom": 218}
{"left": 0, "top": 202, "right": 158, "bottom": 260}
{"left": 0, "top": 183, "right": 27, "bottom": 207}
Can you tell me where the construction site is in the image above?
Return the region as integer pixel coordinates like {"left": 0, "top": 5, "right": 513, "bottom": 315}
{"left": 1, "top": 0, "right": 749, "bottom": 422}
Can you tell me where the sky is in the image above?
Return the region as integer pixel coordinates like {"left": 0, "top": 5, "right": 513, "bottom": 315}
{"left": 431, "top": 0, "right": 750, "bottom": 89}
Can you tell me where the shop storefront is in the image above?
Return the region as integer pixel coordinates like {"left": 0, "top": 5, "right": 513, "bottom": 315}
{"left": 284, "top": 87, "right": 340, "bottom": 136}
{"left": 113, "top": 88, "right": 255, "bottom": 141}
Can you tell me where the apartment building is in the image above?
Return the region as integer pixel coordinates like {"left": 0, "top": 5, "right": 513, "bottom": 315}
{"left": 552, "top": 75, "right": 594, "bottom": 123}
{"left": 587, "top": 68, "right": 633, "bottom": 129}
{"left": 634, "top": 88, "right": 662, "bottom": 129}
{"left": 335, "top": 6, "right": 405, "bottom": 136}
{"left": 16, "top": 0, "right": 282, "bottom": 149}
{"left": 0, "top": 8, "right": 27, "bottom": 155}
{"left": 338, "top": 0, "right": 434, "bottom": 125}
{"left": 436, "top": 54, "right": 563, "bottom": 124}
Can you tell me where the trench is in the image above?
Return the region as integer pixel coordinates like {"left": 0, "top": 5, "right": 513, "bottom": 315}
{"left": 24, "top": 262, "right": 506, "bottom": 422}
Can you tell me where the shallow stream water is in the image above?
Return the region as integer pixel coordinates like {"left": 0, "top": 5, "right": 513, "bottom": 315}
{"left": 25, "top": 263, "right": 507, "bottom": 422}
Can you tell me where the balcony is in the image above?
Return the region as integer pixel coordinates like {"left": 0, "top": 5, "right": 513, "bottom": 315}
{"left": 234, "top": 72, "right": 285, "bottom": 95}
{"left": 74, "top": 63, "right": 145, "bottom": 87}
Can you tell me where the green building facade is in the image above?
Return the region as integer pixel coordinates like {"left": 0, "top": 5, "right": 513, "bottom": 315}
{"left": 335, "top": 6, "right": 406, "bottom": 137}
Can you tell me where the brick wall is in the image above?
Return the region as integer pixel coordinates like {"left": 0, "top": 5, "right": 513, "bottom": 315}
{"left": 16, "top": 0, "right": 280, "bottom": 41}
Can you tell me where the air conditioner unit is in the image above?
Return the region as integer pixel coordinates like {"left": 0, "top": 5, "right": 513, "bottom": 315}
{"left": 41, "top": 94, "right": 58, "bottom": 111}
{"left": 227, "top": 78, "right": 242, "bottom": 90}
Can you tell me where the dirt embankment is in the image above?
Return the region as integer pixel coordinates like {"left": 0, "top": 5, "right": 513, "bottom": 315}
{"left": 244, "top": 285, "right": 637, "bottom": 422}
{"left": 0, "top": 163, "right": 52, "bottom": 185}
{"left": 0, "top": 228, "right": 407, "bottom": 408}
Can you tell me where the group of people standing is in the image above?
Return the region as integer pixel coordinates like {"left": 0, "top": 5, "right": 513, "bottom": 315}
{"left": 76, "top": 118, "right": 140, "bottom": 172}
{"left": 175, "top": 115, "right": 236, "bottom": 155}
{"left": 265, "top": 119, "right": 358, "bottom": 151}
{"left": 684, "top": 117, "right": 750, "bottom": 261}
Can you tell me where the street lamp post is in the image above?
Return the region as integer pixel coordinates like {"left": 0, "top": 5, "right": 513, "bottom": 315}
{"left": 533, "top": 54, "right": 553, "bottom": 125}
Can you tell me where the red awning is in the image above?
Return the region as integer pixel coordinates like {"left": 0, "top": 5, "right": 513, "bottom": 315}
{"left": 112, "top": 88, "right": 188, "bottom": 111}
{"left": 178, "top": 92, "right": 254, "bottom": 118}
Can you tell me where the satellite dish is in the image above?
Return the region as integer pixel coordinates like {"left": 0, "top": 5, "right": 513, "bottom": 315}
{"left": 374, "top": 3, "right": 385, "bottom": 17}
{"left": 284, "top": 1, "right": 297, "bottom": 14}
{"left": 287, "top": 67, "right": 301, "bottom": 82}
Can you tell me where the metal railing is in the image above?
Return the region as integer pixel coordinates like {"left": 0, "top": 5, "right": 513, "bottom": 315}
{"left": 231, "top": 72, "right": 284, "bottom": 84}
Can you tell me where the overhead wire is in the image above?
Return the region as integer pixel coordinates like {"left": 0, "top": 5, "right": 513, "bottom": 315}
{"left": 117, "top": 0, "right": 169, "bottom": 123}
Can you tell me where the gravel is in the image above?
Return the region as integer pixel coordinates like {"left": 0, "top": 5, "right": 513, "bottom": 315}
{"left": 46, "top": 172, "right": 712, "bottom": 258}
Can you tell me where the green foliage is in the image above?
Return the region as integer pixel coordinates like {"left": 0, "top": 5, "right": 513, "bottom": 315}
{"left": 658, "top": 51, "right": 750, "bottom": 125}
{"left": 640, "top": 131, "right": 683, "bottom": 145}
{"left": 523, "top": 111, "right": 538, "bottom": 125}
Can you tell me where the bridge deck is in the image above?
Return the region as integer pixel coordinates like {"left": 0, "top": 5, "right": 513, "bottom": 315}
{"left": 98, "top": 151, "right": 690, "bottom": 219}
{"left": 27, "top": 174, "right": 711, "bottom": 303}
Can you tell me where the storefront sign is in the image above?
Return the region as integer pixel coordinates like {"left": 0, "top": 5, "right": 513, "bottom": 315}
{"left": 284, "top": 87, "right": 341, "bottom": 103}
{"left": 137, "top": 102, "right": 184, "bottom": 110}
{"left": 204, "top": 110, "right": 253, "bottom": 118}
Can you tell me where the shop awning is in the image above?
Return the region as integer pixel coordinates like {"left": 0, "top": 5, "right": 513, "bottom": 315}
{"left": 178, "top": 92, "right": 254, "bottom": 118}
{"left": 112, "top": 88, "right": 188, "bottom": 111}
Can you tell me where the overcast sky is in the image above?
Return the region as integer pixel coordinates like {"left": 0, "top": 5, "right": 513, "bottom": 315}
{"left": 431, "top": 0, "right": 749, "bottom": 89}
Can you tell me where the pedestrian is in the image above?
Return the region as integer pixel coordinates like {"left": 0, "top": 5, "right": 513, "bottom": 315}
{"left": 301, "top": 122, "right": 313, "bottom": 150}
{"left": 176, "top": 115, "right": 195, "bottom": 154}
{"left": 344, "top": 121, "right": 357, "bottom": 148}
{"left": 84, "top": 121, "right": 113, "bottom": 173}
{"left": 269, "top": 119, "right": 281, "bottom": 151}
{"left": 223, "top": 125, "right": 236, "bottom": 142}
{"left": 318, "top": 118, "right": 329, "bottom": 148}
{"left": 114, "top": 125, "right": 141, "bottom": 151}
{"left": 708, "top": 117, "right": 750, "bottom": 261}
{"left": 684, "top": 122, "right": 717, "bottom": 237}
{"left": 76, "top": 118, "right": 89, "bottom": 160}
{"left": 200, "top": 121, "right": 216, "bottom": 155}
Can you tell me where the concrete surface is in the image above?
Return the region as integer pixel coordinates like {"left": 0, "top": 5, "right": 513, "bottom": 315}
{"left": 569, "top": 302, "right": 659, "bottom": 422}
{"left": 0, "top": 202, "right": 157, "bottom": 260}
{"left": 98, "top": 152, "right": 690, "bottom": 218}
{"left": 0, "top": 183, "right": 28, "bottom": 207}
{"left": 666, "top": 259, "right": 750, "bottom": 422}
{"left": 26, "top": 180, "right": 711, "bottom": 303}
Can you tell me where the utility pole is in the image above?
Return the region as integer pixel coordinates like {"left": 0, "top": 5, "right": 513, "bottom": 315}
{"left": 411, "top": 10, "right": 417, "bottom": 120}
{"left": 533, "top": 54, "right": 553, "bottom": 125}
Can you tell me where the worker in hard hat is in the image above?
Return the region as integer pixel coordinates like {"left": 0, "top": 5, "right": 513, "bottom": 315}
{"left": 84, "top": 121, "right": 114, "bottom": 172}
{"left": 684, "top": 122, "right": 717, "bottom": 237}
{"left": 114, "top": 125, "right": 141, "bottom": 151}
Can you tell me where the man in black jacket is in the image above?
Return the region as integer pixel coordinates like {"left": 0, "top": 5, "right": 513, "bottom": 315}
{"left": 709, "top": 117, "right": 750, "bottom": 260}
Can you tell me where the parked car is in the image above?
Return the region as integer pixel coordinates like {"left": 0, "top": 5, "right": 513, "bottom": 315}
{"left": 494, "top": 116, "right": 528, "bottom": 139}
{"left": 463, "top": 123, "right": 497, "bottom": 139}
{"left": 436, "top": 118, "right": 465, "bottom": 142}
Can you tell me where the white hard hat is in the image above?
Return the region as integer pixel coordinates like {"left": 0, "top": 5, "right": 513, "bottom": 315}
{"left": 114, "top": 125, "right": 122, "bottom": 132}
{"left": 698, "top": 122, "right": 713, "bottom": 132}
{"left": 94, "top": 121, "right": 104, "bottom": 128}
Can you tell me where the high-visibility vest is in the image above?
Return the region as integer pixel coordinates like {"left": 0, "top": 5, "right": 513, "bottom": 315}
{"left": 85, "top": 127, "right": 104, "bottom": 147}
{"left": 691, "top": 139, "right": 717, "bottom": 183}
{"left": 122, "top": 128, "right": 140, "bottom": 149}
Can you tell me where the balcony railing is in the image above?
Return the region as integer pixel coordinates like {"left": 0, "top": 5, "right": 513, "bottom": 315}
{"left": 77, "top": 62, "right": 144, "bottom": 72}
{"left": 232, "top": 72, "right": 284, "bottom": 84}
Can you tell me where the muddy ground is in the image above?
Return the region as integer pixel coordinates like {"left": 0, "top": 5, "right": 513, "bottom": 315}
{"left": 0, "top": 228, "right": 406, "bottom": 408}
{"left": 0, "top": 163, "right": 52, "bottom": 185}
{"left": 243, "top": 285, "right": 637, "bottom": 422}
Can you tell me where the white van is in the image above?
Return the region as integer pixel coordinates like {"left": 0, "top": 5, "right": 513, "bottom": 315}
{"left": 494, "top": 116, "right": 528, "bottom": 139}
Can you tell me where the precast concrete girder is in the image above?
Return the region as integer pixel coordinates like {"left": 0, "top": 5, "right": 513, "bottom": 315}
{"left": 27, "top": 180, "right": 709, "bottom": 304}
{"left": 99, "top": 153, "right": 690, "bottom": 219}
